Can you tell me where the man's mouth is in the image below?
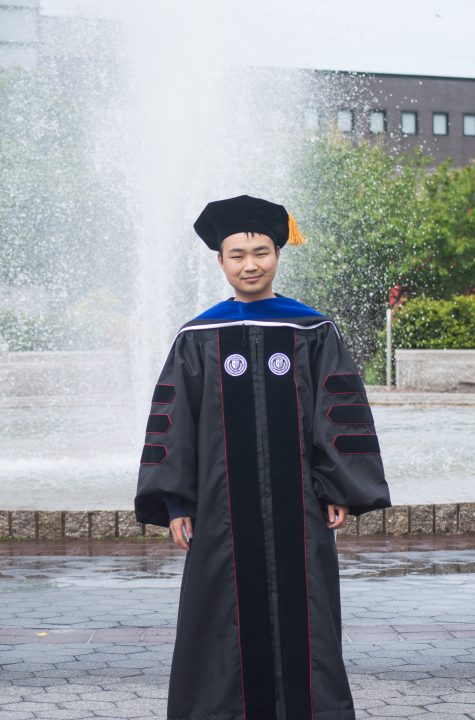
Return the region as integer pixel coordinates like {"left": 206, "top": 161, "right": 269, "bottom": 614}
{"left": 242, "top": 276, "right": 262, "bottom": 283}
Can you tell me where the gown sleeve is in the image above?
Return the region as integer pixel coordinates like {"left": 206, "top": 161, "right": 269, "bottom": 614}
{"left": 162, "top": 492, "right": 188, "bottom": 521}
{"left": 134, "top": 329, "right": 203, "bottom": 527}
{"left": 310, "top": 321, "right": 392, "bottom": 516}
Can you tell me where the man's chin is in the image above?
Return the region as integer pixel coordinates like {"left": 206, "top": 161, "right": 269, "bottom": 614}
{"left": 239, "top": 277, "right": 266, "bottom": 288}
{"left": 237, "top": 283, "right": 264, "bottom": 296}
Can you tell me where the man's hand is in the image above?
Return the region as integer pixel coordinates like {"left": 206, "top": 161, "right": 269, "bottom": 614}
{"left": 326, "top": 504, "right": 348, "bottom": 529}
{"left": 170, "top": 516, "right": 193, "bottom": 550}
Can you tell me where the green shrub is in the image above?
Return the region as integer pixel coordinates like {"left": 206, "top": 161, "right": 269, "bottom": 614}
{"left": 363, "top": 335, "right": 389, "bottom": 385}
{"left": 391, "top": 294, "right": 475, "bottom": 349}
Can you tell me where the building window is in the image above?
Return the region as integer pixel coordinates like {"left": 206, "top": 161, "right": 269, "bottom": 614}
{"left": 463, "top": 114, "right": 475, "bottom": 136}
{"left": 433, "top": 112, "right": 449, "bottom": 135}
{"left": 369, "top": 110, "right": 386, "bottom": 134}
{"left": 304, "top": 107, "right": 320, "bottom": 130}
{"left": 400, "top": 111, "right": 418, "bottom": 135}
{"left": 337, "top": 109, "right": 354, "bottom": 132}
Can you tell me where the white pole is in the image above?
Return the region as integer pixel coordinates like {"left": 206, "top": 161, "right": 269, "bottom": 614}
{"left": 386, "top": 307, "right": 392, "bottom": 389}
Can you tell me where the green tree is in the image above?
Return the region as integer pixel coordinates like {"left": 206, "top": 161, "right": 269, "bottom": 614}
{"left": 280, "top": 131, "right": 432, "bottom": 368}
{"left": 281, "top": 132, "right": 475, "bottom": 369}
{"left": 401, "top": 158, "right": 475, "bottom": 298}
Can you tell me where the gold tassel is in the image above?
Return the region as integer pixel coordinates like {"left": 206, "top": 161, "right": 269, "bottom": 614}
{"left": 287, "top": 212, "right": 307, "bottom": 245}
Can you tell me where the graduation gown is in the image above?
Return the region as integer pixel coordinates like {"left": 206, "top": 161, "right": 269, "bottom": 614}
{"left": 134, "top": 293, "right": 392, "bottom": 720}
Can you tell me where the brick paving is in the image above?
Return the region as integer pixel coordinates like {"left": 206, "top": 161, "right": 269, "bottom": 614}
{"left": 0, "top": 536, "right": 474, "bottom": 719}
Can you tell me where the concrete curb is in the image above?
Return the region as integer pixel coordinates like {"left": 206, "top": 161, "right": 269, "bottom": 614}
{"left": 1, "top": 503, "right": 474, "bottom": 539}
{"left": 365, "top": 386, "right": 475, "bottom": 405}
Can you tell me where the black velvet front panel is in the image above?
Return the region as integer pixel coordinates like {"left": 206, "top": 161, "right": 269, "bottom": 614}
{"left": 263, "top": 327, "right": 313, "bottom": 720}
{"left": 218, "top": 326, "right": 276, "bottom": 720}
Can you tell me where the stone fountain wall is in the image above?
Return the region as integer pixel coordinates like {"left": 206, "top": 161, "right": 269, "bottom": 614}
{"left": 1, "top": 504, "right": 475, "bottom": 540}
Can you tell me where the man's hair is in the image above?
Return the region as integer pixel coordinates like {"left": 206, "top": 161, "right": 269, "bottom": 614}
{"left": 218, "top": 232, "right": 278, "bottom": 256}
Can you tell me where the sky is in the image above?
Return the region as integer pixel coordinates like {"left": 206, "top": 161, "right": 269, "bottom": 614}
{"left": 41, "top": 0, "right": 475, "bottom": 78}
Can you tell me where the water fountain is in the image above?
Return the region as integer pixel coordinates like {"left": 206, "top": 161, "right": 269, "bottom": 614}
{"left": 0, "top": 2, "right": 317, "bottom": 510}
{"left": 0, "top": 0, "right": 473, "bottom": 514}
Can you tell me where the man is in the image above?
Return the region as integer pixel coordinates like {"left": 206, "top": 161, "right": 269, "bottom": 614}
{"left": 134, "top": 194, "right": 392, "bottom": 720}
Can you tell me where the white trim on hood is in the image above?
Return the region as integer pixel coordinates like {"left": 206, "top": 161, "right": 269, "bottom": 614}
{"left": 175, "top": 319, "right": 341, "bottom": 340}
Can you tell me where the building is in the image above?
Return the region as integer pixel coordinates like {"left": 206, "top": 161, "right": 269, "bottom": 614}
{"left": 1, "top": 3, "right": 474, "bottom": 170}
{"left": 303, "top": 69, "right": 475, "bottom": 168}
{"left": 0, "top": 0, "right": 39, "bottom": 70}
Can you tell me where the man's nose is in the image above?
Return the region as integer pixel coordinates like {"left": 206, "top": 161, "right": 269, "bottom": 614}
{"left": 243, "top": 257, "right": 258, "bottom": 271}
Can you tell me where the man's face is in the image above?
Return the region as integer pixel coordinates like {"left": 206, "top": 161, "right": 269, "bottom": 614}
{"left": 217, "top": 232, "right": 280, "bottom": 299}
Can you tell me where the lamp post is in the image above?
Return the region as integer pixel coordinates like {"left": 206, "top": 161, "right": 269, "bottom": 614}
{"left": 386, "top": 306, "right": 392, "bottom": 389}
{"left": 387, "top": 284, "right": 402, "bottom": 389}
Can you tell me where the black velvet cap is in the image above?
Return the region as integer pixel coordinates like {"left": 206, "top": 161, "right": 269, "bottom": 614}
{"left": 193, "top": 194, "right": 291, "bottom": 251}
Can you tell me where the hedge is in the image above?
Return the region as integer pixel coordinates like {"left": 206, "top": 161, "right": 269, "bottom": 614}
{"left": 391, "top": 294, "right": 475, "bottom": 349}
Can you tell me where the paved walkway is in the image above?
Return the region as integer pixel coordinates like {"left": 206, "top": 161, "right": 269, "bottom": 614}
{"left": 0, "top": 536, "right": 474, "bottom": 719}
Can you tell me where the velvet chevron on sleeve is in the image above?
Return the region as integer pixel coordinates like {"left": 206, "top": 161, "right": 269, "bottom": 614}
{"left": 310, "top": 321, "right": 392, "bottom": 516}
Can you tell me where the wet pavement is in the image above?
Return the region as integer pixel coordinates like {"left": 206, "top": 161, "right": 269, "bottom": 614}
{"left": 0, "top": 535, "right": 474, "bottom": 719}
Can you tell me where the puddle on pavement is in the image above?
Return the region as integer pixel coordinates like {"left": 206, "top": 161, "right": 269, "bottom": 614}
{"left": 338, "top": 549, "right": 475, "bottom": 578}
{"left": 0, "top": 548, "right": 474, "bottom": 590}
